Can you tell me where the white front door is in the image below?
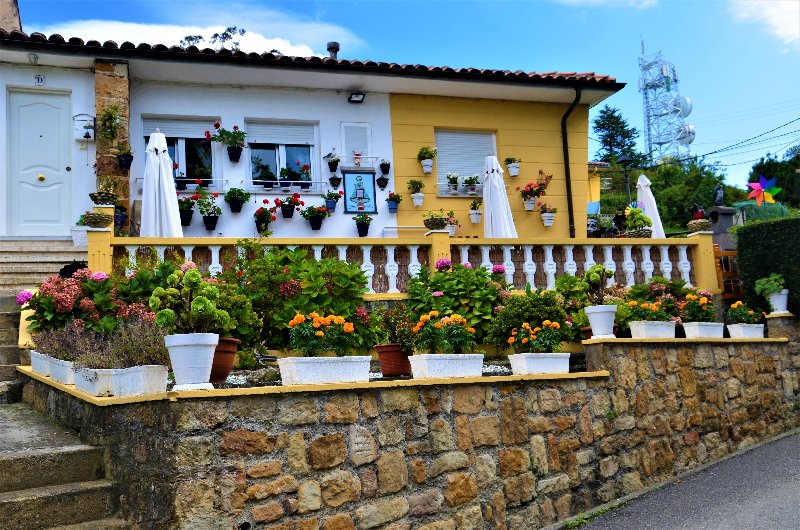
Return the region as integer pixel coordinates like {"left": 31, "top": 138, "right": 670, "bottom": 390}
{"left": 7, "top": 90, "right": 73, "bottom": 236}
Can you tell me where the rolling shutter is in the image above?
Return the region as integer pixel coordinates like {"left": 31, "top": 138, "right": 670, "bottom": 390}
{"left": 434, "top": 130, "right": 495, "bottom": 186}
{"left": 141, "top": 117, "right": 211, "bottom": 138}
{"left": 246, "top": 122, "right": 315, "bottom": 145}
{"left": 342, "top": 123, "right": 371, "bottom": 162}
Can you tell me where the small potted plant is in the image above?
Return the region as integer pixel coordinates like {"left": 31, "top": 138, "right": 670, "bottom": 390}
{"left": 379, "top": 159, "right": 391, "bottom": 175}
{"left": 82, "top": 211, "right": 115, "bottom": 228}
{"left": 446, "top": 173, "right": 460, "bottom": 195}
{"left": 354, "top": 212, "right": 373, "bottom": 237}
{"left": 300, "top": 204, "right": 332, "bottom": 231}
{"left": 98, "top": 104, "right": 121, "bottom": 144}
{"left": 327, "top": 155, "right": 341, "bottom": 173}
{"left": 375, "top": 304, "right": 417, "bottom": 376}
{"left": 624, "top": 208, "right": 653, "bottom": 238}
{"left": 323, "top": 190, "right": 345, "bottom": 213}
{"left": 206, "top": 121, "right": 246, "bottom": 162}
{"left": 462, "top": 175, "right": 480, "bottom": 195}
{"left": 223, "top": 188, "right": 251, "bottom": 213}
{"left": 538, "top": 202, "right": 558, "bottom": 227}
{"left": 296, "top": 161, "right": 313, "bottom": 190}
{"left": 417, "top": 146, "right": 437, "bottom": 174}
{"left": 408, "top": 179, "right": 426, "bottom": 206}
{"left": 174, "top": 164, "right": 189, "bottom": 191}
{"left": 583, "top": 264, "right": 617, "bottom": 338}
{"left": 409, "top": 311, "right": 481, "bottom": 378}
{"left": 196, "top": 187, "right": 222, "bottom": 231}
{"left": 279, "top": 167, "right": 297, "bottom": 191}
{"left": 89, "top": 185, "right": 118, "bottom": 206}
{"left": 253, "top": 200, "right": 278, "bottom": 235}
{"left": 518, "top": 170, "right": 552, "bottom": 211}
{"left": 504, "top": 157, "right": 521, "bottom": 177}
{"left": 681, "top": 292, "right": 723, "bottom": 338}
{"left": 469, "top": 198, "right": 483, "bottom": 224}
{"left": 755, "top": 273, "right": 789, "bottom": 315}
{"left": 253, "top": 157, "right": 276, "bottom": 189}
{"left": 193, "top": 166, "right": 212, "bottom": 188}
{"left": 627, "top": 300, "right": 675, "bottom": 338}
{"left": 275, "top": 193, "right": 304, "bottom": 219}
{"left": 177, "top": 194, "right": 198, "bottom": 227}
{"left": 211, "top": 282, "right": 261, "bottom": 384}
{"left": 445, "top": 210, "right": 460, "bottom": 237}
{"left": 386, "top": 192, "right": 402, "bottom": 214}
{"left": 71, "top": 214, "right": 89, "bottom": 248}
{"left": 423, "top": 209, "right": 448, "bottom": 231}
{"left": 117, "top": 144, "right": 134, "bottom": 170}
{"left": 726, "top": 300, "right": 764, "bottom": 338}
{"left": 507, "top": 320, "right": 569, "bottom": 374}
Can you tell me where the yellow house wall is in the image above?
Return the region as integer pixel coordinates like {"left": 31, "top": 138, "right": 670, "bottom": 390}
{"left": 389, "top": 94, "right": 590, "bottom": 238}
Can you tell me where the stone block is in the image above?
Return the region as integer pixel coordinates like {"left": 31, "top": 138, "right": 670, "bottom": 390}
{"left": 220, "top": 429, "right": 275, "bottom": 455}
{"left": 418, "top": 521, "right": 455, "bottom": 530}
{"left": 429, "top": 451, "right": 470, "bottom": 478}
{"left": 454, "top": 415, "right": 471, "bottom": 450}
{"left": 324, "top": 394, "right": 360, "bottom": 423}
{"left": 288, "top": 432, "right": 310, "bottom": 475}
{"left": 575, "top": 448, "right": 594, "bottom": 466}
{"left": 453, "top": 385, "right": 484, "bottom": 414}
{"left": 501, "top": 396, "right": 528, "bottom": 444}
{"left": 613, "top": 414, "right": 636, "bottom": 432}
{"left": 579, "top": 406, "right": 594, "bottom": 445}
{"left": 297, "top": 481, "right": 322, "bottom": 513}
{"left": 360, "top": 467, "right": 378, "bottom": 497}
{"left": 528, "top": 416, "right": 551, "bottom": 434}
{"left": 619, "top": 471, "right": 643, "bottom": 495}
{"left": 488, "top": 490, "right": 507, "bottom": 528}
{"left": 231, "top": 396, "right": 277, "bottom": 424}
{"left": 252, "top": 501, "right": 284, "bottom": 523}
{"left": 551, "top": 415, "right": 577, "bottom": 432}
{"left": 498, "top": 447, "right": 531, "bottom": 477}
{"left": 279, "top": 397, "right": 320, "bottom": 425}
{"left": 444, "top": 472, "right": 478, "bottom": 507}
{"left": 378, "top": 417, "right": 404, "bottom": 446}
{"left": 355, "top": 497, "right": 409, "bottom": 529}
{"left": 455, "top": 504, "right": 483, "bottom": 530}
{"left": 308, "top": 433, "right": 346, "bottom": 470}
{"left": 176, "top": 435, "right": 214, "bottom": 469}
{"left": 530, "top": 435, "right": 549, "bottom": 475}
{"left": 430, "top": 418, "right": 456, "bottom": 452}
{"left": 377, "top": 449, "right": 408, "bottom": 494}
{"left": 554, "top": 493, "right": 573, "bottom": 522}
{"left": 324, "top": 514, "right": 355, "bottom": 530}
{"left": 694, "top": 347, "right": 714, "bottom": 369}
{"left": 547, "top": 434, "right": 561, "bottom": 471}
{"left": 246, "top": 475, "right": 300, "bottom": 500}
{"left": 412, "top": 404, "right": 430, "bottom": 438}
{"left": 410, "top": 458, "right": 427, "bottom": 484}
{"left": 408, "top": 488, "right": 444, "bottom": 516}
{"left": 349, "top": 425, "right": 378, "bottom": 466}
{"left": 536, "top": 473, "right": 570, "bottom": 495}
{"left": 475, "top": 454, "right": 497, "bottom": 488}
{"left": 422, "top": 389, "right": 442, "bottom": 415}
{"left": 539, "top": 389, "right": 563, "bottom": 412}
{"left": 381, "top": 388, "right": 418, "bottom": 412}
{"left": 173, "top": 400, "right": 227, "bottom": 431}
{"left": 589, "top": 391, "right": 611, "bottom": 417}
{"left": 503, "top": 471, "right": 535, "bottom": 506}
{"left": 320, "top": 470, "right": 360, "bottom": 507}
{"left": 248, "top": 460, "right": 282, "bottom": 478}
{"left": 361, "top": 393, "right": 378, "bottom": 418}
{"left": 470, "top": 416, "right": 500, "bottom": 446}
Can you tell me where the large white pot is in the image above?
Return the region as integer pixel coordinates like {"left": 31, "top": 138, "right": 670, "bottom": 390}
{"left": 71, "top": 226, "right": 89, "bottom": 248}
{"left": 584, "top": 305, "right": 618, "bottom": 339}
{"left": 509, "top": 353, "right": 570, "bottom": 375}
{"left": 48, "top": 357, "right": 75, "bottom": 385}
{"left": 278, "top": 356, "right": 372, "bottom": 385}
{"left": 411, "top": 193, "right": 425, "bottom": 207}
{"left": 420, "top": 159, "right": 434, "bottom": 174}
{"left": 727, "top": 323, "right": 765, "bottom": 339}
{"left": 540, "top": 212, "right": 555, "bottom": 227}
{"left": 768, "top": 289, "right": 789, "bottom": 315}
{"left": 409, "top": 353, "right": 484, "bottom": 379}
{"left": 164, "top": 333, "right": 219, "bottom": 391}
{"left": 29, "top": 350, "right": 51, "bottom": 376}
{"left": 469, "top": 210, "right": 482, "bottom": 224}
{"left": 630, "top": 320, "right": 676, "bottom": 339}
{"left": 507, "top": 162, "right": 520, "bottom": 177}
{"left": 683, "top": 322, "right": 724, "bottom": 339}
{"left": 74, "top": 368, "right": 117, "bottom": 397}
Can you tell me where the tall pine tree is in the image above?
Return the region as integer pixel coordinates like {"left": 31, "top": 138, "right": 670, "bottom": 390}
{"left": 592, "top": 106, "right": 647, "bottom": 165}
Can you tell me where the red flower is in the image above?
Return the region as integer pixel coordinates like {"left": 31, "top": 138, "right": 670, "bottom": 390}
{"left": 321, "top": 207, "right": 327, "bottom": 211}
{"left": 293, "top": 193, "right": 300, "bottom": 198}
{"left": 195, "top": 179, "right": 202, "bottom": 184}
{"left": 302, "top": 164, "right": 310, "bottom": 171}
{"left": 256, "top": 208, "right": 263, "bottom": 215}
{"left": 296, "top": 207, "right": 300, "bottom": 211}
{"left": 205, "top": 131, "right": 212, "bottom": 140}
{"left": 271, "top": 215, "right": 276, "bottom": 221}
{"left": 232, "top": 125, "right": 239, "bottom": 131}
{"left": 263, "top": 199, "right": 268, "bottom": 204}
{"left": 275, "top": 198, "right": 282, "bottom": 205}
{"left": 339, "top": 190, "right": 344, "bottom": 195}
{"left": 213, "top": 122, "right": 221, "bottom": 129}
{"left": 191, "top": 194, "right": 201, "bottom": 200}
{"left": 237, "top": 270, "right": 243, "bottom": 277}
{"left": 516, "top": 186, "right": 520, "bottom": 190}
{"left": 173, "top": 162, "right": 179, "bottom": 170}
{"left": 296, "top": 161, "right": 301, "bottom": 166}
{"left": 300, "top": 201, "right": 305, "bottom": 206}
{"left": 212, "top": 193, "right": 219, "bottom": 198}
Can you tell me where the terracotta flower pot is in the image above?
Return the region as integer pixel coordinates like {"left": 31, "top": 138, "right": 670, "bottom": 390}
{"left": 376, "top": 343, "right": 411, "bottom": 377}
{"left": 210, "top": 337, "right": 240, "bottom": 384}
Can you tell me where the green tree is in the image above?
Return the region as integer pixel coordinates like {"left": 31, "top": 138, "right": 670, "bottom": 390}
{"left": 592, "top": 106, "right": 647, "bottom": 165}
{"left": 181, "top": 26, "right": 246, "bottom": 51}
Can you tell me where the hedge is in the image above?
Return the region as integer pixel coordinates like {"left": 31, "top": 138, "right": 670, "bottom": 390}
{"left": 736, "top": 217, "right": 800, "bottom": 314}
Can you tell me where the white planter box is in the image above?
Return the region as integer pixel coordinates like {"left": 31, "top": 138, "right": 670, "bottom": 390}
{"left": 629, "top": 320, "right": 676, "bottom": 339}
{"left": 74, "top": 368, "right": 117, "bottom": 397}
{"left": 683, "top": 322, "right": 724, "bottom": 339}
{"left": 48, "top": 357, "right": 75, "bottom": 385}
{"left": 278, "top": 356, "right": 372, "bottom": 385}
{"left": 585, "top": 305, "right": 618, "bottom": 339}
{"left": 71, "top": 226, "right": 89, "bottom": 248}
{"left": 30, "top": 350, "right": 51, "bottom": 376}
{"left": 165, "top": 333, "right": 218, "bottom": 391}
{"left": 727, "top": 323, "right": 765, "bottom": 339}
{"left": 136, "top": 365, "right": 169, "bottom": 395}
{"left": 509, "top": 353, "right": 570, "bottom": 375}
{"left": 507, "top": 162, "right": 520, "bottom": 177}
{"left": 409, "top": 354, "right": 484, "bottom": 379}
{"left": 420, "top": 159, "right": 434, "bottom": 174}
{"left": 411, "top": 193, "right": 425, "bottom": 207}
{"left": 768, "top": 289, "right": 789, "bottom": 315}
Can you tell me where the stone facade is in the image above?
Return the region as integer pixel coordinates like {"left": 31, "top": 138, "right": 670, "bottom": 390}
{"left": 94, "top": 60, "right": 130, "bottom": 206}
{"left": 20, "top": 336, "right": 800, "bottom": 529}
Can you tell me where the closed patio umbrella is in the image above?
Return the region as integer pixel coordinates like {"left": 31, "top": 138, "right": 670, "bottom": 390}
{"left": 483, "top": 156, "right": 518, "bottom": 238}
{"left": 140, "top": 130, "right": 183, "bottom": 237}
{"left": 636, "top": 174, "right": 665, "bottom": 238}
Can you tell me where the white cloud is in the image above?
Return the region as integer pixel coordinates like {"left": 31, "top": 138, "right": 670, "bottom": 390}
{"left": 551, "top": 0, "right": 657, "bottom": 8}
{"left": 730, "top": 0, "right": 800, "bottom": 47}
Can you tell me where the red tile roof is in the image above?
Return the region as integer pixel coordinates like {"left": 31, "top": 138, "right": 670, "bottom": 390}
{"left": 1, "top": 30, "right": 624, "bottom": 91}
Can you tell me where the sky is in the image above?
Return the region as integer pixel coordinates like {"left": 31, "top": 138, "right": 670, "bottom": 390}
{"left": 17, "top": 0, "right": 800, "bottom": 189}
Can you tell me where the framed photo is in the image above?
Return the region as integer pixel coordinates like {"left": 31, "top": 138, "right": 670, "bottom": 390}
{"left": 342, "top": 169, "right": 378, "bottom": 214}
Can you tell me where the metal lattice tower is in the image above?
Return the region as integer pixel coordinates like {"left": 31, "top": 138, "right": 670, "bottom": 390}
{"left": 639, "top": 45, "right": 695, "bottom": 162}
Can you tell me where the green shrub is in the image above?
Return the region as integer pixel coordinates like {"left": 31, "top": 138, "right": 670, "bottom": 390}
{"left": 486, "top": 290, "right": 567, "bottom": 350}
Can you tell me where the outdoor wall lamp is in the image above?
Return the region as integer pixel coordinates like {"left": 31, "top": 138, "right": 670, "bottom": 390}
{"left": 348, "top": 92, "right": 366, "bottom": 104}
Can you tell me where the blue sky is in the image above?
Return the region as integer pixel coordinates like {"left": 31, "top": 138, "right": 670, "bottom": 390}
{"left": 19, "top": 0, "right": 800, "bottom": 189}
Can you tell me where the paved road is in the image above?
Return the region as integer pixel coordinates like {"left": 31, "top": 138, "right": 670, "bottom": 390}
{"left": 583, "top": 432, "right": 800, "bottom": 530}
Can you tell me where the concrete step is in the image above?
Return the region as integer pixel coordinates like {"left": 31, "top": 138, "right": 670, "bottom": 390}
{"left": 0, "top": 365, "right": 18, "bottom": 381}
{"left": 0, "top": 240, "right": 85, "bottom": 252}
{"left": 0, "top": 445, "right": 103, "bottom": 494}
{"left": 0, "top": 346, "right": 21, "bottom": 365}
{"left": 0, "top": 381, "right": 23, "bottom": 404}
{"left": 0, "top": 480, "right": 114, "bottom": 529}
{"left": 0, "top": 312, "right": 22, "bottom": 329}
{"left": 0, "top": 328, "right": 21, "bottom": 343}
{"left": 51, "top": 518, "right": 130, "bottom": 529}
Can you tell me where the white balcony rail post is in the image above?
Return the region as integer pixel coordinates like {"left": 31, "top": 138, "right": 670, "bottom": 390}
{"left": 543, "top": 245, "right": 557, "bottom": 290}
{"left": 502, "top": 246, "right": 516, "bottom": 285}
{"left": 385, "top": 245, "right": 399, "bottom": 293}
{"left": 459, "top": 245, "right": 470, "bottom": 266}
{"left": 602, "top": 245, "right": 617, "bottom": 287}
{"left": 209, "top": 245, "right": 222, "bottom": 276}
{"left": 622, "top": 245, "right": 636, "bottom": 287}
{"left": 480, "top": 245, "right": 492, "bottom": 270}
{"left": 582, "top": 245, "right": 595, "bottom": 273}
{"left": 564, "top": 245, "right": 577, "bottom": 277}
{"left": 677, "top": 245, "right": 692, "bottom": 286}
{"left": 640, "top": 245, "right": 654, "bottom": 283}
{"left": 523, "top": 245, "right": 536, "bottom": 289}
{"left": 409, "top": 245, "right": 422, "bottom": 277}
{"left": 312, "top": 245, "right": 324, "bottom": 261}
{"left": 361, "top": 245, "right": 375, "bottom": 293}
{"left": 658, "top": 245, "right": 673, "bottom": 279}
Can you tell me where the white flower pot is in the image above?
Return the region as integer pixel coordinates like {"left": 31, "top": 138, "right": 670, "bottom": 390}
{"left": 630, "top": 320, "right": 676, "bottom": 339}
{"left": 727, "top": 323, "right": 765, "bottom": 339}
{"left": 469, "top": 211, "right": 482, "bottom": 224}
{"left": 466, "top": 186, "right": 478, "bottom": 195}
{"left": 509, "top": 353, "right": 570, "bottom": 375}
{"left": 768, "top": 289, "right": 789, "bottom": 315}
{"left": 409, "top": 353, "right": 484, "bottom": 379}
{"left": 48, "top": 357, "right": 75, "bottom": 385}
{"left": 584, "top": 305, "right": 618, "bottom": 339}
{"left": 540, "top": 212, "right": 555, "bottom": 227}
{"left": 447, "top": 225, "right": 457, "bottom": 237}
{"left": 421, "top": 159, "right": 434, "bottom": 174}
{"left": 683, "top": 322, "right": 724, "bottom": 339}
{"left": 71, "top": 226, "right": 89, "bottom": 248}
{"left": 524, "top": 198, "right": 536, "bottom": 211}
{"left": 278, "top": 356, "right": 372, "bottom": 385}
{"left": 74, "top": 368, "right": 116, "bottom": 397}
{"left": 411, "top": 193, "right": 425, "bottom": 207}
{"left": 164, "top": 333, "right": 219, "bottom": 391}
{"left": 448, "top": 184, "right": 459, "bottom": 195}
{"left": 507, "top": 163, "right": 520, "bottom": 177}
{"left": 30, "top": 350, "right": 51, "bottom": 376}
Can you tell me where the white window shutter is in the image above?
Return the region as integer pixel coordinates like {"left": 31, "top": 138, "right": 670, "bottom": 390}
{"left": 342, "top": 123, "right": 371, "bottom": 162}
{"left": 247, "top": 122, "right": 315, "bottom": 145}
{"left": 434, "top": 130, "right": 495, "bottom": 187}
{"left": 142, "top": 117, "right": 211, "bottom": 138}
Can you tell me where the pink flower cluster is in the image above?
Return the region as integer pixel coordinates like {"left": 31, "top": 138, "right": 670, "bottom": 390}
{"left": 40, "top": 276, "right": 83, "bottom": 313}
{"left": 15, "top": 291, "right": 32, "bottom": 306}
{"left": 181, "top": 261, "right": 197, "bottom": 272}
{"left": 435, "top": 258, "right": 451, "bottom": 271}
{"left": 462, "top": 262, "right": 473, "bottom": 269}
{"left": 355, "top": 306, "right": 370, "bottom": 325}
{"left": 492, "top": 264, "right": 506, "bottom": 275}
{"left": 90, "top": 271, "right": 109, "bottom": 282}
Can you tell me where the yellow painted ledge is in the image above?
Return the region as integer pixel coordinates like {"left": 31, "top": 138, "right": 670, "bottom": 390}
{"left": 765, "top": 313, "right": 795, "bottom": 319}
{"left": 17, "top": 365, "right": 609, "bottom": 407}
{"left": 582, "top": 337, "right": 789, "bottom": 345}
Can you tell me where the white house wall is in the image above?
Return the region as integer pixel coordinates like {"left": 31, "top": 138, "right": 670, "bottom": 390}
{"left": 0, "top": 63, "right": 96, "bottom": 237}
{"left": 129, "top": 81, "right": 395, "bottom": 239}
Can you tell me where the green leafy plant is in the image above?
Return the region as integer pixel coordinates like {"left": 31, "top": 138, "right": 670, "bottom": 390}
{"left": 353, "top": 212, "right": 373, "bottom": 224}
{"left": 463, "top": 175, "right": 480, "bottom": 186}
{"left": 205, "top": 121, "right": 246, "bottom": 147}
{"left": 148, "top": 267, "right": 230, "bottom": 334}
{"left": 288, "top": 312, "right": 357, "bottom": 356}
{"left": 224, "top": 188, "right": 251, "bottom": 203}
{"left": 322, "top": 190, "right": 345, "bottom": 202}
{"left": 299, "top": 205, "right": 332, "bottom": 220}
{"left": 754, "top": 273, "right": 785, "bottom": 296}
{"left": 196, "top": 187, "right": 222, "bottom": 216}
{"left": 680, "top": 293, "right": 716, "bottom": 323}
{"left": 626, "top": 300, "right": 671, "bottom": 322}
{"left": 508, "top": 320, "right": 563, "bottom": 353}
{"left": 504, "top": 157, "right": 521, "bottom": 165}
{"left": 376, "top": 303, "right": 417, "bottom": 354}
{"left": 486, "top": 290, "right": 567, "bottom": 349}
{"left": 417, "top": 146, "right": 437, "bottom": 161}
{"left": 446, "top": 173, "right": 460, "bottom": 185}
{"left": 582, "top": 265, "right": 613, "bottom": 306}
{"left": 727, "top": 300, "right": 763, "bottom": 324}
{"left": 624, "top": 208, "right": 652, "bottom": 231}
{"left": 407, "top": 180, "right": 425, "bottom": 194}
{"left": 118, "top": 143, "right": 133, "bottom": 156}
{"left": 386, "top": 192, "right": 403, "bottom": 204}
{"left": 469, "top": 197, "right": 483, "bottom": 211}
{"left": 412, "top": 311, "right": 476, "bottom": 354}
{"left": 98, "top": 105, "right": 122, "bottom": 142}
{"left": 214, "top": 282, "right": 262, "bottom": 348}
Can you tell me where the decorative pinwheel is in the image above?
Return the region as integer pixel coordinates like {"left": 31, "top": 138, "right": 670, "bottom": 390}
{"left": 747, "top": 175, "right": 782, "bottom": 206}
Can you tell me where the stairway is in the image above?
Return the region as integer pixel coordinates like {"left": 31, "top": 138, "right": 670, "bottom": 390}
{"left": 0, "top": 403, "right": 127, "bottom": 529}
{"left": 0, "top": 296, "right": 22, "bottom": 404}
{"left": 0, "top": 240, "right": 88, "bottom": 296}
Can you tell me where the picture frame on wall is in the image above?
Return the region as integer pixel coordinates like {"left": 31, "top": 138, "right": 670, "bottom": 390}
{"left": 342, "top": 168, "right": 378, "bottom": 214}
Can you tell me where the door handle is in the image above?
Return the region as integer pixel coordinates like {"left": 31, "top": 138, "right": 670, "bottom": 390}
{"left": 66, "top": 166, "right": 71, "bottom": 172}
{"left": 37, "top": 174, "right": 45, "bottom": 182}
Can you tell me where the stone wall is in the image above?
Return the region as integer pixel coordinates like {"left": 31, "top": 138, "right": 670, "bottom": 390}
{"left": 94, "top": 60, "right": 130, "bottom": 209}
{"left": 20, "top": 336, "right": 800, "bottom": 530}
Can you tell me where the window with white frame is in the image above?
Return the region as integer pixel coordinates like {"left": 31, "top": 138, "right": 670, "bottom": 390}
{"left": 247, "top": 121, "right": 317, "bottom": 190}
{"left": 434, "top": 130, "right": 496, "bottom": 194}
{"left": 142, "top": 118, "right": 215, "bottom": 189}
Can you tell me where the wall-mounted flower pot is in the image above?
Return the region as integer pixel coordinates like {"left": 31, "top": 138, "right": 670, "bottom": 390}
{"left": 325, "top": 199, "right": 338, "bottom": 212}
{"left": 469, "top": 210, "right": 482, "bottom": 224}
{"left": 309, "top": 215, "right": 324, "bottom": 230}
{"left": 175, "top": 178, "right": 188, "bottom": 191}
{"left": 411, "top": 193, "right": 424, "bottom": 207}
{"left": 541, "top": 212, "right": 556, "bottom": 227}
{"left": 281, "top": 204, "right": 296, "bottom": 219}
{"left": 448, "top": 184, "right": 459, "bottom": 195}
{"left": 329, "top": 176, "right": 342, "bottom": 188}
{"left": 387, "top": 201, "right": 400, "bottom": 214}
{"left": 179, "top": 209, "right": 193, "bottom": 227}
{"left": 523, "top": 199, "right": 536, "bottom": 211}
{"left": 300, "top": 180, "right": 311, "bottom": 190}
{"left": 202, "top": 215, "right": 219, "bottom": 231}
{"left": 356, "top": 222, "right": 370, "bottom": 237}
{"left": 255, "top": 218, "right": 270, "bottom": 234}
{"left": 380, "top": 162, "right": 391, "bottom": 175}
{"left": 227, "top": 198, "right": 244, "bottom": 213}
{"left": 117, "top": 153, "right": 133, "bottom": 170}
{"left": 328, "top": 160, "right": 339, "bottom": 173}
{"left": 420, "top": 159, "right": 434, "bottom": 174}
{"left": 465, "top": 185, "right": 478, "bottom": 195}
{"left": 227, "top": 146, "right": 243, "bottom": 163}
{"left": 507, "top": 162, "right": 520, "bottom": 177}
{"left": 423, "top": 217, "right": 448, "bottom": 230}
{"left": 376, "top": 176, "right": 389, "bottom": 190}
{"left": 446, "top": 225, "right": 457, "bottom": 237}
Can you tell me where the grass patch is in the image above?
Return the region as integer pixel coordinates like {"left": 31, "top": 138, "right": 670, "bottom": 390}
{"left": 562, "top": 502, "right": 625, "bottom": 529}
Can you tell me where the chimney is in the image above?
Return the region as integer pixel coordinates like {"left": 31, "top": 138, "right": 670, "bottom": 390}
{"left": 0, "top": 0, "right": 22, "bottom": 32}
{"left": 327, "top": 41, "right": 340, "bottom": 60}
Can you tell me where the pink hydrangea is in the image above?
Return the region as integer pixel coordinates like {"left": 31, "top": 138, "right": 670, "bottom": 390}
{"left": 90, "top": 271, "right": 109, "bottom": 282}
{"left": 15, "top": 291, "right": 32, "bottom": 306}
{"left": 462, "top": 262, "right": 473, "bottom": 269}
{"left": 181, "top": 261, "right": 197, "bottom": 272}
{"left": 432, "top": 291, "right": 444, "bottom": 297}
{"left": 72, "top": 268, "right": 92, "bottom": 281}
{"left": 435, "top": 258, "right": 451, "bottom": 271}
{"left": 491, "top": 264, "right": 506, "bottom": 275}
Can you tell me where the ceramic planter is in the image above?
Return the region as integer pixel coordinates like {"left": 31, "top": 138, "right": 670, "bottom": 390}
{"left": 409, "top": 353, "right": 484, "bottom": 379}
{"left": 584, "top": 305, "right": 618, "bottom": 339}
{"left": 465, "top": 185, "right": 478, "bottom": 195}
{"left": 280, "top": 179, "right": 292, "bottom": 191}
{"left": 179, "top": 209, "right": 193, "bottom": 227}
{"left": 509, "top": 353, "right": 570, "bottom": 375}
{"left": 255, "top": 218, "right": 270, "bottom": 234}
{"left": 227, "top": 146, "right": 243, "bottom": 163}
{"left": 135, "top": 365, "right": 169, "bottom": 395}
{"left": 325, "top": 199, "right": 338, "bottom": 212}
{"left": 448, "top": 184, "right": 459, "bottom": 195}
{"left": 507, "top": 162, "right": 520, "bottom": 177}
{"left": 420, "top": 159, "right": 434, "bottom": 174}
{"left": 211, "top": 338, "right": 239, "bottom": 385}
{"left": 523, "top": 198, "right": 536, "bottom": 211}
{"left": 768, "top": 289, "right": 789, "bottom": 315}
{"left": 411, "top": 193, "right": 425, "bottom": 207}
{"left": 74, "top": 368, "right": 116, "bottom": 397}
{"left": 469, "top": 210, "right": 482, "bottom": 224}
{"left": 71, "top": 226, "right": 89, "bottom": 248}
{"left": 446, "top": 225, "right": 457, "bottom": 237}
{"left": 202, "top": 215, "right": 219, "bottom": 231}
{"left": 227, "top": 198, "right": 244, "bottom": 213}
{"left": 281, "top": 204, "right": 296, "bottom": 219}
{"left": 329, "top": 176, "right": 342, "bottom": 188}
{"left": 380, "top": 162, "right": 391, "bottom": 175}
{"left": 376, "top": 344, "right": 411, "bottom": 377}
{"left": 164, "top": 333, "right": 219, "bottom": 390}
{"left": 278, "top": 356, "right": 372, "bottom": 385}
{"left": 727, "top": 323, "right": 764, "bottom": 339}
{"left": 683, "top": 322, "right": 724, "bottom": 339}
{"left": 29, "top": 350, "right": 51, "bottom": 376}
{"left": 423, "top": 217, "right": 448, "bottom": 230}
{"left": 328, "top": 160, "right": 339, "bottom": 173}
{"left": 308, "top": 215, "right": 324, "bottom": 231}
{"left": 376, "top": 176, "right": 389, "bottom": 190}
{"left": 629, "top": 320, "right": 676, "bottom": 339}
{"left": 116, "top": 153, "right": 133, "bottom": 170}
{"left": 387, "top": 201, "right": 400, "bottom": 214}
{"left": 541, "top": 212, "right": 556, "bottom": 227}
{"left": 356, "top": 222, "right": 370, "bottom": 237}
{"left": 48, "top": 357, "right": 75, "bottom": 385}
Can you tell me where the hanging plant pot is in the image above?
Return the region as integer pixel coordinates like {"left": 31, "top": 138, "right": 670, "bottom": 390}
{"left": 376, "top": 176, "right": 389, "bottom": 190}
{"left": 541, "top": 212, "right": 556, "bottom": 227}
{"left": 227, "top": 146, "right": 243, "bottom": 163}
{"left": 279, "top": 178, "right": 292, "bottom": 192}
{"left": 627, "top": 228, "right": 653, "bottom": 238}
{"left": 448, "top": 184, "right": 459, "bottom": 195}
{"left": 227, "top": 198, "right": 244, "bottom": 213}
{"left": 376, "top": 343, "right": 411, "bottom": 377}
{"left": 387, "top": 201, "right": 400, "bottom": 214}
{"left": 117, "top": 153, "right": 133, "bottom": 170}
{"left": 420, "top": 159, "right": 434, "bottom": 174}
{"left": 423, "top": 217, "right": 448, "bottom": 230}
{"left": 210, "top": 337, "right": 240, "bottom": 384}
{"left": 114, "top": 208, "right": 128, "bottom": 229}
{"left": 446, "top": 224, "right": 457, "bottom": 237}
{"left": 281, "top": 204, "right": 296, "bottom": 219}
{"left": 175, "top": 178, "right": 188, "bottom": 191}
{"left": 411, "top": 193, "right": 425, "bottom": 207}
{"left": 380, "top": 162, "right": 391, "bottom": 175}
{"left": 203, "top": 215, "right": 219, "bottom": 231}
{"left": 466, "top": 185, "right": 478, "bottom": 195}
{"left": 469, "top": 210, "right": 482, "bottom": 224}
{"left": 255, "top": 218, "right": 270, "bottom": 234}
{"left": 179, "top": 209, "right": 194, "bottom": 227}
{"left": 83, "top": 212, "right": 114, "bottom": 228}
{"left": 329, "top": 176, "right": 342, "bottom": 188}
{"left": 262, "top": 180, "right": 275, "bottom": 190}
{"left": 524, "top": 198, "right": 536, "bottom": 211}
{"left": 325, "top": 199, "right": 338, "bottom": 212}
{"left": 89, "top": 191, "right": 117, "bottom": 205}
{"left": 356, "top": 222, "right": 370, "bottom": 237}
{"left": 308, "top": 215, "right": 324, "bottom": 230}
{"left": 507, "top": 162, "right": 520, "bottom": 177}
{"left": 328, "top": 160, "right": 339, "bottom": 173}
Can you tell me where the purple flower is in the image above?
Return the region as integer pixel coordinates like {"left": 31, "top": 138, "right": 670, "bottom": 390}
{"left": 432, "top": 291, "right": 444, "bottom": 297}
{"left": 16, "top": 291, "right": 32, "bottom": 306}
{"left": 462, "top": 262, "right": 473, "bottom": 269}
{"left": 90, "top": 271, "right": 109, "bottom": 282}
{"left": 435, "top": 258, "right": 452, "bottom": 271}
{"left": 492, "top": 264, "right": 506, "bottom": 275}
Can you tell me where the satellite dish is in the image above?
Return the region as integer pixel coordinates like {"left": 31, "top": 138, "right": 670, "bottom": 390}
{"left": 677, "top": 124, "right": 696, "bottom": 145}
{"left": 679, "top": 97, "right": 692, "bottom": 117}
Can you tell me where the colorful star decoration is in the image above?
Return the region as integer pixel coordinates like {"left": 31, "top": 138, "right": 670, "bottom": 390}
{"left": 747, "top": 175, "right": 782, "bottom": 207}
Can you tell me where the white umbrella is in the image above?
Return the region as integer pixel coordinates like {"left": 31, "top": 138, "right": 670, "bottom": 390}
{"left": 140, "top": 130, "right": 183, "bottom": 238}
{"left": 636, "top": 174, "right": 665, "bottom": 238}
{"left": 483, "top": 156, "right": 518, "bottom": 238}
